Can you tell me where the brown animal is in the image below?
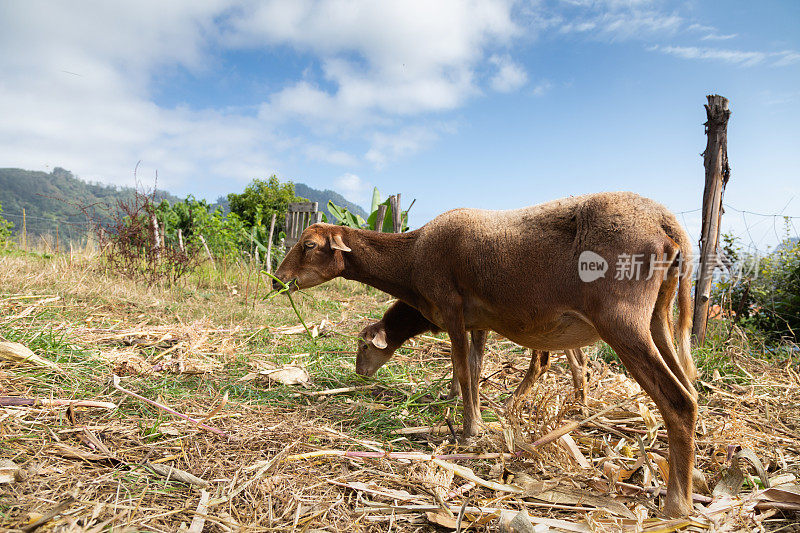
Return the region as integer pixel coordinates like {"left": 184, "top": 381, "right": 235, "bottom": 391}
{"left": 356, "top": 299, "right": 588, "bottom": 403}
{"left": 274, "top": 192, "right": 696, "bottom": 516}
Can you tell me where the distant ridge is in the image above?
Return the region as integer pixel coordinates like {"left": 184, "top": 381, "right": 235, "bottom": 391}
{"left": 0, "top": 167, "right": 367, "bottom": 243}
{"left": 0, "top": 167, "right": 181, "bottom": 244}
{"left": 293, "top": 183, "right": 367, "bottom": 221}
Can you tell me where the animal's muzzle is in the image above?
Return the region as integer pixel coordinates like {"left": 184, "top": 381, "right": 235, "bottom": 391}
{"left": 272, "top": 278, "right": 297, "bottom": 291}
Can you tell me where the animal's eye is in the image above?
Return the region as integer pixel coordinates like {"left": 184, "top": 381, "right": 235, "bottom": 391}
{"left": 303, "top": 241, "right": 317, "bottom": 250}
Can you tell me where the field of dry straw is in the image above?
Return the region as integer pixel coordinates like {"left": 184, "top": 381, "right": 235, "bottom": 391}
{"left": 1, "top": 250, "right": 799, "bottom": 532}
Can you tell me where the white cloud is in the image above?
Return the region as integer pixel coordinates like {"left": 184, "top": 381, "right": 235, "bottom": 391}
{"left": 3, "top": 0, "right": 789, "bottom": 194}
{"left": 334, "top": 173, "right": 370, "bottom": 204}
{"left": 241, "top": 0, "right": 520, "bottom": 125}
{"left": 687, "top": 23, "right": 737, "bottom": 42}
{"left": 652, "top": 46, "right": 800, "bottom": 68}
{"left": 305, "top": 145, "right": 359, "bottom": 167}
{"left": 0, "top": 1, "right": 277, "bottom": 192}
{"left": 554, "top": 0, "right": 682, "bottom": 41}
{"left": 0, "top": 1, "right": 527, "bottom": 187}
{"left": 365, "top": 125, "right": 444, "bottom": 168}
{"left": 531, "top": 80, "right": 553, "bottom": 97}
{"left": 489, "top": 54, "right": 528, "bottom": 93}
{"left": 700, "top": 32, "right": 737, "bottom": 41}
{"left": 773, "top": 51, "right": 800, "bottom": 67}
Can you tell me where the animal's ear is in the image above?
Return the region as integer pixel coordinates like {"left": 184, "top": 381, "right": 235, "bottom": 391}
{"left": 329, "top": 233, "right": 351, "bottom": 252}
{"left": 371, "top": 329, "right": 388, "bottom": 349}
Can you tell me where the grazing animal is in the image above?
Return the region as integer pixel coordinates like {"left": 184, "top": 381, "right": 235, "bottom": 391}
{"left": 275, "top": 192, "right": 696, "bottom": 516}
{"left": 356, "top": 299, "right": 588, "bottom": 403}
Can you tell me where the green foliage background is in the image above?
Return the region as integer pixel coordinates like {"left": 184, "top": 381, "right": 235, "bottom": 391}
{"left": 713, "top": 230, "right": 800, "bottom": 343}
{"left": 0, "top": 168, "right": 369, "bottom": 251}
{"left": 0, "top": 201, "right": 13, "bottom": 246}
{"left": 227, "top": 176, "right": 307, "bottom": 237}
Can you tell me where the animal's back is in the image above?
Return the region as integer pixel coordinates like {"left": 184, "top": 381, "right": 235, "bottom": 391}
{"left": 410, "top": 192, "right": 689, "bottom": 349}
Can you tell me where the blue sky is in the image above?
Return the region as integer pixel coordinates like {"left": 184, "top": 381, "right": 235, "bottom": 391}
{"left": 1, "top": 1, "right": 798, "bottom": 250}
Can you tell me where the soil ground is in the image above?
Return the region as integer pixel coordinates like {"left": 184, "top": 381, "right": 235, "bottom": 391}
{"left": 1, "top": 252, "right": 799, "bottom": 532}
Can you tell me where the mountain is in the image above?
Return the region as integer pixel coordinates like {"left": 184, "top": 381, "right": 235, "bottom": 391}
{"left": 0, "top": 167, "right": 366, "bottom": 245}
{"left": 0, "top": 167, "right": 182, "bottom": 246}
{"left": 293, "top": 183, "right": 367, "bottom": 221}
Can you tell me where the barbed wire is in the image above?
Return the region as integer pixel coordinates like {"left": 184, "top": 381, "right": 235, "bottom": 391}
{"left": 1, "top": 202, "right": 798, "bottom": 252}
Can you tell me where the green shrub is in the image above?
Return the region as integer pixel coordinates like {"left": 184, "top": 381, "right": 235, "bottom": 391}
{"left": 327, "top": 187, "right": 412, "bottom": 232}
{"left": 227, "top": 176, "right": 307, "bottom": 236}
{"left": 0, "top": 201, "right": 13, "bottom": 246}
{"left": 713, "top": 230, "right": 800, "bottom": 343}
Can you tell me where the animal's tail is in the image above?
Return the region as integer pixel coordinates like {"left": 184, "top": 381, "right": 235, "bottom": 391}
{"left": 677, "top": 251, "right": 696, "bottom": 381}
{"left": 668, "top": 220, "right": 697, "bottom": 382}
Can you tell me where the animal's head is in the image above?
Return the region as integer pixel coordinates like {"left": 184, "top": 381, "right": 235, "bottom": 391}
{"left": 273, "top": 223, "right": 351, "bottom": 292}
{"left": 355, "top": 322, "right": 396, "bottom": 376}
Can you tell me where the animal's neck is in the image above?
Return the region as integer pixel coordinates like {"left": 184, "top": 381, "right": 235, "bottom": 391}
{"left": 340, "top": 227, "right": 419, "bottom": 304}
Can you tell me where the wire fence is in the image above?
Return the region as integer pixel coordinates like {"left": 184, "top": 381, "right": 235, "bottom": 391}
{"left": 1, "top": 202, "right": 798, "bottom": 258}
{"left": 674, "top": 204, "right": 800, "bottom": 256}
{"left": 1, "top": 209, "right": 94, "bottom": 252}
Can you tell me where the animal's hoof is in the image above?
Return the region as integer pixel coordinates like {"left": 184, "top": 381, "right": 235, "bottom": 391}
{"left": 662, "top": 498, "right": 693, "bottom": 518}
{"left": 441, "top": 389, "right": 459, "bottom": 400}
{"left": 460, "top": 422, "right": 481, "bottom": 441}
{"left": 458, "top": 433, "right": 480, "bottom": 447}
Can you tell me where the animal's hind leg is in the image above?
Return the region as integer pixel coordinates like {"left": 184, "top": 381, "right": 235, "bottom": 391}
{"left": 505, "top": 350, "right": 550, "bottom": 408}
{"left": 599, "top": 318, "right": 697, "bottom": 517}
{"left": 468, "top": 330, "right": 487, "bottom": 412}
{"left": 564, "top": 348, "right": 587, "bottom": 403}
{"left": 650, "top": 273, "right": 696, "bottom": 396}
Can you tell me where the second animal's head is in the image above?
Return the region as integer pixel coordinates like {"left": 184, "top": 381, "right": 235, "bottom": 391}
{"left": 355, "top": 322, "right": 395, "bottom": 377}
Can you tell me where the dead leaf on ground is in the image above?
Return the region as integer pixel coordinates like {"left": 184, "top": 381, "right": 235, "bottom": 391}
{"left": 0, "top": 341, "right": 61, "bottom": 371}
{"left": 758, "top": 484, "right": 800, "bottom": 505}
{"left": 239, "top": 364, "right": 311, "bottom": 387}
{"left": 712, "top": 448, "right": 769, "bottom": 498}
{"left": 272, "top": 319, "right": 334, "bottom": 338}
{"left": 529, "top": 485, "right": 636, "bottom": 519}
{"left": 329, "top": 480, "right": 418, "bottom": 502}
{"left": 0, "top": 459, "right": 23, "bottom": 484}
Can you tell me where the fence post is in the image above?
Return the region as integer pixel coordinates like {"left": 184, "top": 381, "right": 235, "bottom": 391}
{"left": 199, "top": 234, "right": 215, "bottom": 269}
{"left": 389, "top": 194, "right": 402, "bottom": 233}
{"left": 151, "top": 212, "right": 161, "bottom": 262}
{"left": 692, "top": 94, "right": 732, "bottom": 346}
{"left": 375, "top": 205, "right": 387, "bottom": 232}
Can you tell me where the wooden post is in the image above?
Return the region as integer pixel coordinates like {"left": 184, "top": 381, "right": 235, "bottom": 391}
{"left": 389, "top": 194, "right": 402, "bottom": 233}
{"left": 22, "top": 208, "right": 26, "bottom": 250}
{"left": 151, "top": 212, "right": 161, "bottom": 262}
{"left": 199, "top": 234, "right": 215, "bottom": 269}
{"left": 266, "top": 213, "right": 276, "bottom": 274}
{"left": 374, "top": 205, "right": 387, "bottom": 232}
{"left": 692, "top": 94, "right": 732, "bottom": 345}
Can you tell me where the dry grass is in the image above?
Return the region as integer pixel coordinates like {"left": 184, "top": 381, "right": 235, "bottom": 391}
{"left": 1, "top": 251, "right": 799, "bottom": 532}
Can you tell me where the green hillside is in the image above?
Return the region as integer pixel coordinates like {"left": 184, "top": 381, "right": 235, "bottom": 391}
{"left": 293, "top": 183, "right": 367, "bottom": 221}
{"left": 0, "top": 168, "right": 366, "bottom": 246}
{"left": 0, "top": 167, "right": 181, "bottom": 246}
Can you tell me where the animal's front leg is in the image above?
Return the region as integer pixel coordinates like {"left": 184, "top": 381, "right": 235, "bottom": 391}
{"left": 447, "top": 330, "right": 486, "bottom": 401}
{"left": 447, "top": 322, "right": 478, "bottom": 437}
{"left": 505, "top": 350, "right": 550, "bottom": 409}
